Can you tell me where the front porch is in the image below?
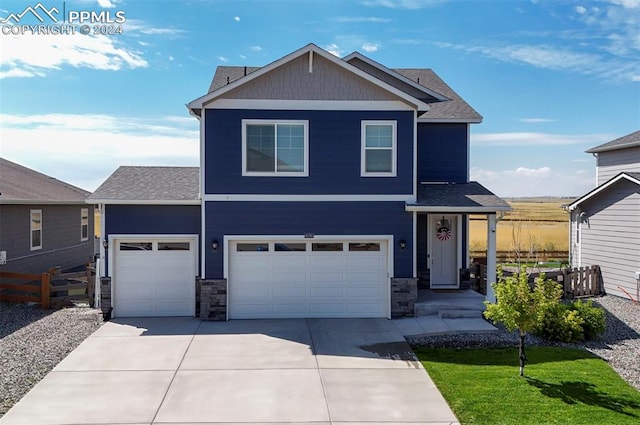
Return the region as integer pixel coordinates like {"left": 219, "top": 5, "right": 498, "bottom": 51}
{"left": 393, "top": 289, "right": 499, "bottom": 337}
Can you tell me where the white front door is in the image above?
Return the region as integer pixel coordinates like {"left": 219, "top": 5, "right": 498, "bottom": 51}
{"left": 429, "top": 215, "right": 459, "bottom": 288}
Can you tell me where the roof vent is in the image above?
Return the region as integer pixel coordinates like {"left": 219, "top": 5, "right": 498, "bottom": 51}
{"left": 226, "top": 76, "right": 230, "bottom": 84}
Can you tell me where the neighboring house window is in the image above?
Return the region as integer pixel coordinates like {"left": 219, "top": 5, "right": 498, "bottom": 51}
{"left": 242, "top": 120, "right": 309, "bottom": 176}
{"left": 361, "top": 120, "right": 397, "bottom": 177}
{"left": 30, "top": 209, "right": 42, "bottom": 250}
{"left": 81, "top": 208, "right": 89, "bottom": 241}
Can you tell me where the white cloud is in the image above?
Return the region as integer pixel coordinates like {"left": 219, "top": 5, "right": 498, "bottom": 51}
{"left": 250, "top": 45, "right": 262, "bottom": 52}
{"left": 332, "top": 16, "right": 393, "bottom": 23}
{"left": 471, "top": 166, "right": 595, "bottom": 197}
{"left": 217, "top": 56, "right": 228, "bottom": 62}
{"left": 123, "top": 20, "right": 186, "bottom": 36}
{"left": 519, "top": 118, "right": 556, "bottom": 123}
{"left": 138, "top": 41, "right": 150, "bottom": 46}
{"left": 239, "top": 54, "right": 247, "bottom": 59}
{"left": 471, "top": 132, "right": 612, "bottom": 146}
{"left": 0, "top": 33, "right": 147, "bottom": 79}
{"left": 363, "top": 0, "right": 445, "bottom": 9}
{"left": 0, "top": 113, "right": 199, "bottom": 191}
{"left": 168, "top": 56, "right": 174, "bottom": 61}
{"left": 97, "top": 0, "right": 116, "bottom": 8}
{"left": 362, "top": 42, "right": 379, "bottom": 52}
{"left": 575, "top": 5, "right": 587, "bottom": 14}
{"left": 607, "top": 0, "right": 640, "bottom": 7}
{"left": 234, "top": 16, "right": 240, "bottom": 22}
{"left": 324, "top": 43, "right": 343, "bottom": 56}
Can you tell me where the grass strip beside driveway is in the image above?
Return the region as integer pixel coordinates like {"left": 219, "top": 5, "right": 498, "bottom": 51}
{"left": 414, "top": 347, "right": 640, "bottom": 425}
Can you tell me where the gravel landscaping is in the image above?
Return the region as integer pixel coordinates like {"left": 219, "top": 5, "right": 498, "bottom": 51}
{"left": 409, "top": 295, "right": 640, "bottom": 391}
{"left": 0, "top": 303, "right": 103, "bottom": 417}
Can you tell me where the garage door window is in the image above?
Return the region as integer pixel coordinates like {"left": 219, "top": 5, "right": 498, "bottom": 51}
{"left": 120, "top": 242, "right": 153, "bottom": 251}
{"left": 159, "top": 242, "right": 190, "bottom": 251}
{"left": 275, "top": 243, "right": 306, "bottom": 252}
{"left": 237, "top": 243, "right": 269, "bottom": 252}
{"left": 312, "top": 242, "right": 343, "bottom": 252}
{"left": 349, "top": 242, "right": 380, "bottom": 251}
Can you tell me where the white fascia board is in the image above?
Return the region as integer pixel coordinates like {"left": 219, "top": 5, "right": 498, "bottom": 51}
{"left": 189, "top": 44, "right": 429, "bottom": 112}
{"left": 88, "top": 199, "right": 201, "bottom": 205}
{"left": 203, "top": 194, "right": 413, "bottom": 202}
{"left": 405, "top": 205, "right": 512, "bottom": 213}
{"left": 343, "top": 51, "right": 448, "bottom": 101}
{"left": 417, "top": 117, "right": 483, "bottom": 124}
{"left": 568, "top": 173, "right": 640, "bottom": 210}
{"left": 208, "top": 99, "right": 414, "bottom": 111}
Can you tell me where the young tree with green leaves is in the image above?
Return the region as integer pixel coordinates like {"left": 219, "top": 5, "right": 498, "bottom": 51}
{"left": 484, "top": 266, "right": 563, "bottom": 376}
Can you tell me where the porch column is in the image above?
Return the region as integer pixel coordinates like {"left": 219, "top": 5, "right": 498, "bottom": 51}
{"left": 486, "top": 213, "right": 497, "bottom": 303}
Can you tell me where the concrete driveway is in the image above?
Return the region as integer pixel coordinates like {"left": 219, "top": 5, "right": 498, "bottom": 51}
{"left": 0, "top": 318, "right": 458, "bottom": 425}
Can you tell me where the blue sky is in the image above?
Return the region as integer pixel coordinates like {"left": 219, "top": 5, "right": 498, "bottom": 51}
{"left": 0, "top": 0, "right": 638, "bottom": 197}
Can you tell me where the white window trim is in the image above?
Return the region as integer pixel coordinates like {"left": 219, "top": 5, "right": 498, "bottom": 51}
{"left": 80, "top": 208, "right": 89, "bottom": 242}
{"left": 241, "top": 119, "right": 309, "bottom": 177}
{"left": 361, "top": 120, "right": 397, "bottom": 177}
{"left": 30, "top": 209, "right": 42, "bottom": 251}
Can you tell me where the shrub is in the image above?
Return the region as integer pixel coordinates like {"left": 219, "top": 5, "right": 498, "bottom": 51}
{"left": 572, "top": 300, "right": 606, "bottom": 340}
{"left": 534, "top": 299, "right": 606, "bottom": 343}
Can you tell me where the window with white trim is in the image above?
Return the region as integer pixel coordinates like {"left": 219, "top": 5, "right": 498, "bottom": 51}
{"left": 242, "top": 120, "right": 309, "bottom": 176}
{"left": 30, "top": 209, "right": 42, "bottom": 250}
{"left": 361, "top": 120, "right": 396, "bottom": 176}
{"left": 80, "top": 208, "right": 89, "bottom": 241}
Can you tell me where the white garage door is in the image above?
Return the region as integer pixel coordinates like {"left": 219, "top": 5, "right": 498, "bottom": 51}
{"left": 229, "top": 239, "right": 389, "bottom": 319}
{"left": 113, "top": 238, "right": 196, "bottom": 317}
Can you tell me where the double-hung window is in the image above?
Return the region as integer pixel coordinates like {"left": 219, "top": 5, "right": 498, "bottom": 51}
{"left": 242, "top": 120, "right": 309, "bottom": 176}
{"left": 81, "top": 208, "right": 89, "bottom": 241}
{"left": 361, "top": 120, "right": 397, "bottom": 177}
{"left": 30, "top": 209, "right": 42, "bottom": 250}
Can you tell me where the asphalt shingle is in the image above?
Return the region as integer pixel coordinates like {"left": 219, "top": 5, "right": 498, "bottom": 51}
{"left": 411, "top": 182, "right": 510, "bottom": 210}
{"left": 586, "top": 130, "right": 640, "bottom": 153}
{"left": 0, "top": 158, "right": 89, "bottom": 203}
{"left": 88, "top": 166, "right": 199, "bottom": 202}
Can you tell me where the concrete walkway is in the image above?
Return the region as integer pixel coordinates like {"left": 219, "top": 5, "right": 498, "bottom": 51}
{"left": 0, "top": 318, "right": 459, "bottom": 425}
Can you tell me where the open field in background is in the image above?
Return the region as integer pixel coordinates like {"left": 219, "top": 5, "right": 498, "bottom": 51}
{"left": 469, "top": 198, "right": 570, "bottom": 252}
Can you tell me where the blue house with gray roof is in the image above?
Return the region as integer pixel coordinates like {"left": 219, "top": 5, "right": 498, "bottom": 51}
{"left": 89, "top": 44, "right": 509, "bottom": 319}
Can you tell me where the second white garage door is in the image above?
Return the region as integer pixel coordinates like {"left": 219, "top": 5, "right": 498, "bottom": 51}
{"left": 113, "top": 238, "right": 197, "bottom": 317}
{"left": 228, "top": 239, "right": 390, "bottom": 319}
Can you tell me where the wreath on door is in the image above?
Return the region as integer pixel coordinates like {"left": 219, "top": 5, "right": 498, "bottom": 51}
{"left": 436, "top": 217, "right": 452, "bottom": 241}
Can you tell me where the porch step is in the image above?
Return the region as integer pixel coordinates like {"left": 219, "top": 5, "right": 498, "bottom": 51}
{"left": 438, "top": 309, "right": 484, "bottom": 319}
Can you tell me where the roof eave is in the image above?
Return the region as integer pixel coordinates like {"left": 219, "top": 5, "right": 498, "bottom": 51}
{"left": 0, "top": 199, "right": 88, "bottom": 205}
{"left": 568, "top": 172, "right": 640, "bottom": 209}
{"left": 405, "top": 205, "right": 511, "bottom": 213}
{"left": 418, "top": 117, "right": 483, "bottom": 124}
{"left": 585, "top": 141, "right": 640, "bottom": 154}
{"left": 87, "top": 199, "right": 201, "bottom": 205}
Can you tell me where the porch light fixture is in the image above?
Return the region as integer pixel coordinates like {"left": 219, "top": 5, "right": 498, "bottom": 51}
{"left": 211, "top": 239, "right": 219, "bottom": 251}
{"left": 102, "top": 239, "right": 108, "bottom": 250}
{"left": 399, "top": 239, "right": 407, "bottom": 250}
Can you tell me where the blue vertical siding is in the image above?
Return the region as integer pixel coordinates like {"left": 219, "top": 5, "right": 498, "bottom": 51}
{"left": 204, "top": 109, "right": 414, "bottom": 195}
{"left": 204, "top": 201, "right": 413, "bottom": 278}
{"left": 417, "top": 123, "right": 468, "bottom": 183}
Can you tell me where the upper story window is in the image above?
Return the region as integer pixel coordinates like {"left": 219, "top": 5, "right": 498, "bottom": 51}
{"left": 361, "top": 120, "right": 397, "bottom": 177}
{"left": 30, "top": 209, "right": 42, "bottom": 251}
{"left": 242, "top": 119, "right": 309, "bottom": 176}
{"left": 81, "top": 208, "right": 89, "bottom": 241}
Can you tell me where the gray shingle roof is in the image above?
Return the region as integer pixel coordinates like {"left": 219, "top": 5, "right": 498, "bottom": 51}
{"left": 206, "top": 63, "right": 481, "bottom": 122}
{"left": 586, "top": 130, "right": 640, "bottom": 153}
{"left": 88, "top": 166, "right": 199, "bottom": 203}
{"left": 407, "top": 182, "right": 511, "bottom": 212}
{"left": 0, "top": 158, "right": 90, "bottom": 203}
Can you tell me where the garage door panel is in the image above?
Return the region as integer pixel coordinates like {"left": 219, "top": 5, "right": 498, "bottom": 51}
{"left": 114, "top": 238, "right": 195, "bottom": 318}
{"left": 229, "top": 239, "right": 388, "bottom": 319}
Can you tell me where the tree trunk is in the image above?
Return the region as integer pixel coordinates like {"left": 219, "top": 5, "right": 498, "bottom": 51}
{"left": 519, "top": 332, "right": 527, "bottom": 376}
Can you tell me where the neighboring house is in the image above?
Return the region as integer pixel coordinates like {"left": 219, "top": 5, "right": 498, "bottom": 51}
{"left": 0, "top": 158, "right": 95, "bottom": 274}
{"left": 568, "top": 130, "right": 640, "bottom": 299}
{"left": 90, "top": 43, "right": 509, "bottom": 319}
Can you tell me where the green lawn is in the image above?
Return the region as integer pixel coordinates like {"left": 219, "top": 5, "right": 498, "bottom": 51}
{"left": 414, "top": 347, "right": 640, "bottom": 425}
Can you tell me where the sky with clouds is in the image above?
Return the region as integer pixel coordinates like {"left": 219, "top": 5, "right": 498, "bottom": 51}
{"left": 0, "top": 0, "right": 638, "bottom": 197}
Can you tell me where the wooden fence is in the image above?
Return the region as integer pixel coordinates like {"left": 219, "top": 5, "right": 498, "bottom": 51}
{"left": 0, "top": 265, "right": 95, "bottom": 309}
{"left": 470, "top": 250, "right": 569, "bottom": 264}
{"left": 470, "top": 264, "right": 603, "bottom": 299}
